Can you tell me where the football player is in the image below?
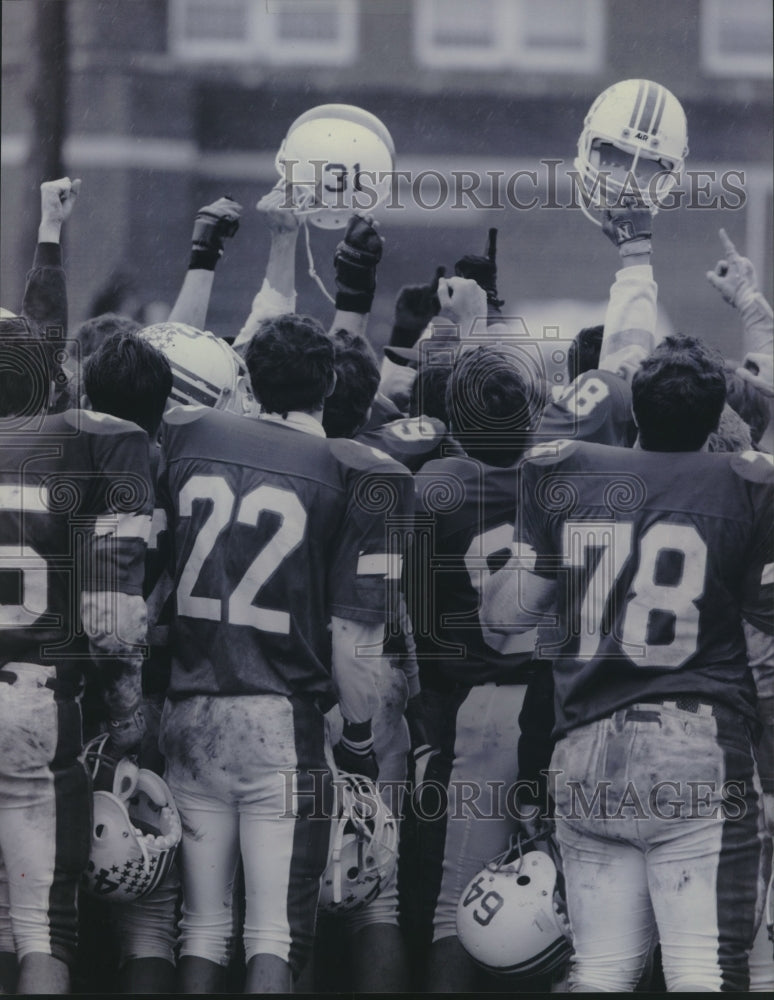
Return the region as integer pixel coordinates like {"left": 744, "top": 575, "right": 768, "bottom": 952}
{"left": 405, "top": 343, "right": 544, "bottom": 993}
{"left": 0, "top": 320, "right": 152, "bottom": 993}
{"left": 156, "top": 313, "right": 413, "bottom": 993}
{"left": 483, "top": 335, "right": 773, "bottom": 991}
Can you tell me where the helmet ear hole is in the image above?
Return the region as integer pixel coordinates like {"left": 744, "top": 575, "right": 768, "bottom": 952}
{"left": 457, "top": 844, "right": 572, "bottom": 978}
{"left": 317, "top": 772, "right": 398, "bottom": 915}
{"left": 95, "top": 823, "right": 106, "bottom": 839}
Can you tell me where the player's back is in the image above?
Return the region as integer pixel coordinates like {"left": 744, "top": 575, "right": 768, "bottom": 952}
{"left": 519, "top": 441, "right": 774, "bottom": 734}
{"left": 529, "top": 369, "right": 636, "bottom": 447}
{"left": 357, "top": 414, "right": 462, "bottom": 472}
{"left": 159, "top": 406, "right": 411, "bottom": 705}
{"left": 0, "top": 409, "right": 152, "bottom": 678}
{"left": 412, "top": 454, "right": 536, "bottom": 687}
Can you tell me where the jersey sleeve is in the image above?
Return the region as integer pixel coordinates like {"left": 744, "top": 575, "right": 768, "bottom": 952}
{"left": 78, "top": 414, "right": 153, "bottom": 719}
{"left": 598, "top": 263, "right": 658, "bottom": 379}
{"left": 328, "top": 456, "right": 414, "bottom": 624}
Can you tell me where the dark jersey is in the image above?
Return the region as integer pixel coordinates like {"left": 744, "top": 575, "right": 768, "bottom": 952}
{"left": 529, "top": 369, "right": 636, "bottom": 448}
{"left": 0, "top": 409, "right": 152, "bottom": 690}
{"left": 357, "top": 415, "right": 463, "bottom": 473}
{"left": 158, "top": 406, "right": 413, "bottom": 705}
{"left": 411, "top": 455, "right": 537, "bottom": 688}
{"left": 518, "top": 441, "right": 774, "bottom": 736}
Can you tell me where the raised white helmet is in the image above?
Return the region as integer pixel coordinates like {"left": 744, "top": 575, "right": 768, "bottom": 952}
{"left": 456, "top": 834, "right": 572, "bottom": 977}
{"left": 275, "top": 104, "right": 395, "bottom": 229}
{"left": 318, "top": 772, "right": 398, "bottom": 915}
{"left": 80, "top": 735, "right": 182, "bottom": 904}
{"left": 139, "top": 321, "right": 254, "bottom": 415}
{"left": 574, "top": 79, "right": 688, "bottom": 221}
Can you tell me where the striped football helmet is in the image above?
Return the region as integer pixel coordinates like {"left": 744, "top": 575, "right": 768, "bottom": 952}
{"left": 139, "top": 322, "right": 254, "bottom": 415}
{"left": 574, "top": 79, "right": 688, "bottom": 222}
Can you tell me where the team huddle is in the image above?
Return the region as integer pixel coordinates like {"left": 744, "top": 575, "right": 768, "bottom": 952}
{"left": 1, "top": 80, "right": 773, "bottom": 995}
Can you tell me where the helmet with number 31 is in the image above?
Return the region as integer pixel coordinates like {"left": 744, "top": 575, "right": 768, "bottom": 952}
{"left": 574, "top": 79, "right": 688, "bottom": 223}
{"left": 275, "top": 104, "right": 395, "bottom": 229}
{"left": 456, "top": 833, "right": 572, "bottom": 978}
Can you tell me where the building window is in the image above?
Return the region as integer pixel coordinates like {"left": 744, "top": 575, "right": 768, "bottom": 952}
{"left": 169, "top": 0, "right": 358, "bottom": 65}
{"left": 414, "top": 0, "right": 605, "bottom": 72}
{"left": 701, "top": 0, "right": 772, "bottom": 77}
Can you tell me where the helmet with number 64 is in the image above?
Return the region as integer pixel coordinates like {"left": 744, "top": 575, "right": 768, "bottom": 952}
{"left": 456, "top": 835, "right": 572, "bottom": 977}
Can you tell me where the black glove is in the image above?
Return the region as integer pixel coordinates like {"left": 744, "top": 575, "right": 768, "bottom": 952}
{"left": 334, "top": 214, "right": 384, "bottom": 314}
{"left": 454, "top": 227, "right": 503, "bottom": 311}
{"left": 602, "top": 196, "right": 652, "bottom": 255}
{"left": 190, "top": 195, "right": 242, "bottom": 270}
{"left": 389, "top": 266, "right": 446, "bottom": 348}
{"left": 333, "top": 719, "right": 378, "bottom": 782}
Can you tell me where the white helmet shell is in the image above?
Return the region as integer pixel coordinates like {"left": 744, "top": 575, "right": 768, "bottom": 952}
{"left": 574, "top": 79, "right": 688, "bottom": 217}
{"left": 276, "top": 104, "right": 395, "bottom": 229}
{"left": 318, "top": 772, "right": 398, "bottom": 914}
{"left": 456, "top": 840, "right": 572, "bottom": 977}
{"left": 80, "top": 736, "right": 182, "bottom": 904}
{"left": 139, "top": 321, "right": 254, "bottom": 415}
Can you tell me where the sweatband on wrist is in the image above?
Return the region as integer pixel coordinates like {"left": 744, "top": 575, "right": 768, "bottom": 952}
{"left": 189, "top": 247, "right": 221, "bottom": 271}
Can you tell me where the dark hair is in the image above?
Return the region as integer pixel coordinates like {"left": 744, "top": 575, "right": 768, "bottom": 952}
{"left": 75, "top": 313, "right": 141, "bottom": 360}
{"left": 323, "top": 328, "right": 380, "bottom": 439}
{"left": 245, "top": 314, "right": 335, "bottom": 418}
{"left": 409, "top": 362, "right": 453, "bottom": 424}
{"left": 84, "top": 330, "right": 172, "bottom": 438}
{"left": 0, "top": 317, "right": 58, "bottom": 417}
{"left": 632, "top": 335, "right": 726, "bottom": 451}
{"left": 446, "top": 345, "right": 532, "bottom": 466}
{"left": 567, "top": 325, "right": 604, "bottom": 382}
{"left": 724, "top": 364, "right": 770, "bottom": 447}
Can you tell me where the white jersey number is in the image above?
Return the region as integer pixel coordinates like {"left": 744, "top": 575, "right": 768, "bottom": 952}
{"left": 465, "top": 523, "right": 538, "bottom": 656}
{"left": 177, "top": 475, "right": 307, "bottom": 635}
{"left": 563, "top": 520, "right": 707, "bottom": 668}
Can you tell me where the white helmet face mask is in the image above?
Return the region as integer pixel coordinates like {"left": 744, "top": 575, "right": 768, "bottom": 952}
{"left": 80, "top": 735, "right": 182, "bottom": 903}
{"left": 318, "top": 772, "right": 398, "bottom": 915}
{"left": 456, "top": 834, "right": 572, "bottom": 978}
{"left": 275, "top": 104, "right": 395, "bottom": 230}
{"left": 139, "top": 321, "right": 254, "bottom": 416}
{"left": 574, "top": 79, "right": 688, "bottom": 224}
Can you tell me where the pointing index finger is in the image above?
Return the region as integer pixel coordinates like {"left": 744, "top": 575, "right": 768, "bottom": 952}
{"left": 718, "top": 228, "right": 740, "bottom": 261}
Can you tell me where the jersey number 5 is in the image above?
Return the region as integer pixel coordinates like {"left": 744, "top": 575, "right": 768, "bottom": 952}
{"left": 176, "top": 475, "right": 307, "bottom": 635}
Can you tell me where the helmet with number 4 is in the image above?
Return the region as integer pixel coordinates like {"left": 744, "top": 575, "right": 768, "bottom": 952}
{"left": 318, "top": 772, "right": 398, "bottom": 914}
{"left": 574, "top": 79, "right": 688, "bottom": 222}
{"left": 456, "top": 834, "right": 572, "bottom": 977}
{"left": 275, "top": 104, "right": 395, "bottom": 229}
{"left": 81, "top": 735, "right": 182, "bottom": 904}
{"left": 139, "top": 321, "right": 254, "bottom": 415}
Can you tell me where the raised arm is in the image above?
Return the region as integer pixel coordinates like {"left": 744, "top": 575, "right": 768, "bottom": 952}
{"left": 597, "top": 198, "right": 658, "bottom": 382}
{"left": 167, "top": 195, "right": 243, "bottom": 330}
{"left": 231, "top": 187, "right": 300, "bottom": 354}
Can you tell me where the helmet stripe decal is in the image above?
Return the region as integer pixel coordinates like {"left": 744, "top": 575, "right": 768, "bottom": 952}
{"left": 637, "top": 81, "right": 659, "bottom": 133}
{"left": 650, "top": 85, "right": 667, "bottom": 136}
{"left": 628, "top": 80, "right": 646, "bottom": 128}
{"left": 170, "top": 374, "right": 220, "bottom": 407}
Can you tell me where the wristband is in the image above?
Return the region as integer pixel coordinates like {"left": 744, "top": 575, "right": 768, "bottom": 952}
{"left": 618, "top": 238, "right": 652, "bottom": 258}
{"left": 189, "top": 247, "right": 221, "bottom": 271}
